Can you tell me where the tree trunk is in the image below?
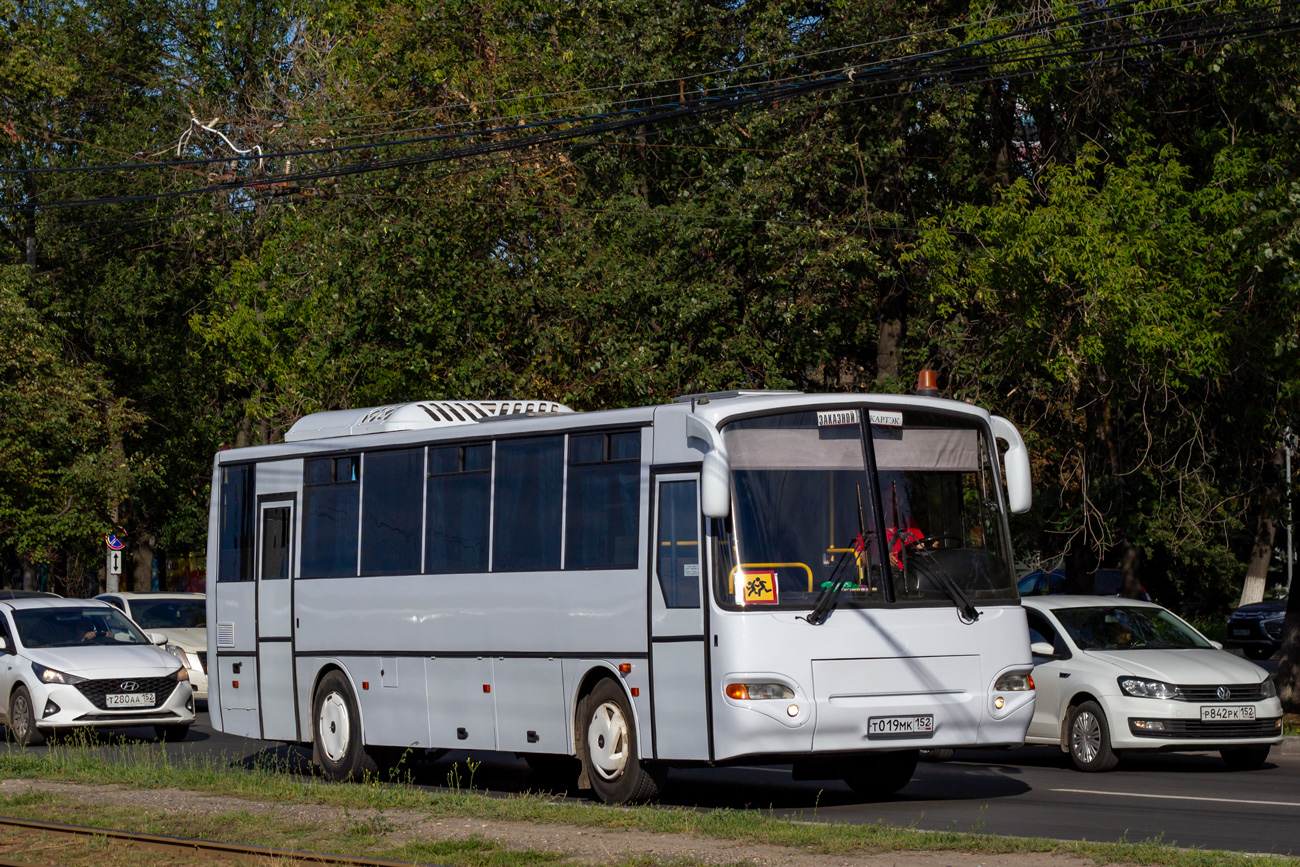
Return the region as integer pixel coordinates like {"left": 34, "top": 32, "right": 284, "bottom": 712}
{"left": 133, "top": 536, "right": 155, "bottom": 594}
{"left": 236, "top": 414, "right": 252, "bottom": 449}
{"left": 1240, "top": 445, "right": 1285, "bottom": 606}
{"left": 1238, "top": 512, "right": 1276, "bottom": 607}
{"left": 875, "top": 315, "right": 902, "bottom": 384}
{"left": 1117, "top": 538, "right": 1143, "bottom": 599}
{"left": 1064, "top": 534, "right": 1095, "bottom": 595}
{"left": 1275, "top": 594, "right": 1300, "bottom": 711}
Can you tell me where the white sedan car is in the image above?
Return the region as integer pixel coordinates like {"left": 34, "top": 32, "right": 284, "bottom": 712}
{"left": 1023, "top": 596, "right": 1282, "bottom": 771}
{"left": 96, "top": 592, "right": 207, "bottom": 701}
{"left": 0, "top": 598, "right": 194, "bottom": 745}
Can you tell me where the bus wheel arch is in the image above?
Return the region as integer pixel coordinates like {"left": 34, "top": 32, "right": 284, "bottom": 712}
{"left": 310, "top": 666, "right": 377, "bottom": 782}
{"left": 575, "top": 673, "right": 665, "bottom": 804}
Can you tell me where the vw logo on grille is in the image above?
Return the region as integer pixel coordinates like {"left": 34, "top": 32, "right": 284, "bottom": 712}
{"left": 1217, "top": 685, "right": 1231, "bottom": 700}
{"left": 119, "top": 681, "right": 141, "bottom": 692}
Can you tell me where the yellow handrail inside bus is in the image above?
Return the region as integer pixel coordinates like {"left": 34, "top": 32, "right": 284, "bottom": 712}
{"left": 727, "top": 563, "right": 814, "bottom": 594}
{"left": 825, "top": 547, "right": 866, "bottom": 586}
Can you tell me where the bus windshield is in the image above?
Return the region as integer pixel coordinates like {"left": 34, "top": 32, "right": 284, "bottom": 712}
{"left": 716, "top": 408, "right": 1017, "bottom": 611}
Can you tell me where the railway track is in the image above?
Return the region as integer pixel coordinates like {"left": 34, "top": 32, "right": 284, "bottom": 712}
{"left": 0, "top": 815, "right": 444, "bottom": 867}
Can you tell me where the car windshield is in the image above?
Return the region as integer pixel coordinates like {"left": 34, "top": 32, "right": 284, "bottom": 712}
{"left": 715, "top": 408, "right": 1017, "bottom": 611}
{"left": 1053, "top": 605, "right": 1211, "bottom": 650}
{"left": 12, "top": 607, "right": 150, "bottom": 648}
{"left": 129, "top": 599, "right": 206, "bottom": 629}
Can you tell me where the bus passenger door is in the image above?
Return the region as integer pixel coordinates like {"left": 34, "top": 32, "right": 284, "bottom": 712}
{"left": 649, "top": 475, "right": 710, "bottom": 761}
{"left": 256, "top": 497, "right": 298, "bottom": 741}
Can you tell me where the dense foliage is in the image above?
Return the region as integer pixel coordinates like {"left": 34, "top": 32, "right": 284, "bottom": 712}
{"left": 2, "top": 0, "right": 1297, "bottom": 641}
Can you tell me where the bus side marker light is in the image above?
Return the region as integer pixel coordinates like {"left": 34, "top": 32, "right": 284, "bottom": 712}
{"left": 631, "top": 688, "right": 640, "bottom": 697}
{"left": 483, "top": 684, "right": 491, "bottom": 693}
{"left": 619, "top": 664, "right": 632, "bottom": 674}
{"left": 362, "top": 682, "right": 369, "bottom": 690}
{"left": 232, "top": 680, "right": 238, "bottom": 689}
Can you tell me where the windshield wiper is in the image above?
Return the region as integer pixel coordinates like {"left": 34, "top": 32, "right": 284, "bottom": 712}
{"left": 909, "top": 556, "right": 981, "bottom": 623}
{"left": 805, "top": 486, "right": 871, "bottom": 626}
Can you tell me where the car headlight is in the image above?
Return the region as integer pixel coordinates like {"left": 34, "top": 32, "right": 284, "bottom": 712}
{"left": 1118, "top": 677, "right": 1183, "bottom": 700}
{"left": 31, "top": 662, "right": 86, "bottom": 685}
{"left": 175, "top": 665, "right": 190, "bottom": 681}
{"left": 164, "top": 644, "right": 190, "bottom": 667}
{"left": 1261, "top": 677, "right": 1277, "bottom": 698}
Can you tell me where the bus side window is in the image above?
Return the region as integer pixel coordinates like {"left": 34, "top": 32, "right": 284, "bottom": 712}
{"left": 361, "top": 448, "right": 423, "bottom": 576}
{"left": 657, "top": 481, "right": 700, "bottom": 608}
{"left": 302, "top": 455, "right": 360, "bottom": 578}
{"left": 493, "top": 437, "right": 564, "bottom": 571}
{"left": 218, "top": 464, "right": 255, "bottom": 582}
{"left": 566, "top": 432, "right": 641, "bottom": 570}
{"left": 426, "top": 444, "right": 491, "bottom": 574}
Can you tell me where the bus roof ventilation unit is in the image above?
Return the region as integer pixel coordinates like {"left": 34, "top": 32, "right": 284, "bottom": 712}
{"left": 673, "top": 390, "right": 803, "bottom": 404}
{"left": 284, "top": 400, "right": 575, "bottom": 442}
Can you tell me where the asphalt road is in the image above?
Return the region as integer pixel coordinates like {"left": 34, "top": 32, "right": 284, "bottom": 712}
{"left": 19, "top": 711, "right": 1300, "bottom": 857}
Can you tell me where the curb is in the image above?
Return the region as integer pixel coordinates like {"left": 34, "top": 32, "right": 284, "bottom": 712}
{"left": 1282, "top": 736, "right": 1300, "bottom": 755}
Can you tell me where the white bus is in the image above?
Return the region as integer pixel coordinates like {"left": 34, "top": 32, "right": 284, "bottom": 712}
{"left": 206, "top": 382, "right": 1036, "bottom": 803}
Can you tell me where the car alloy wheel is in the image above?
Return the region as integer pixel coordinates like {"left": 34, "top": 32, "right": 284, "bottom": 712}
{"left": 1067, "top": 700, "right": 1117, "bottom": 772}
{"left": 1071, "top": 710, "right": 1101, "bottom": 763}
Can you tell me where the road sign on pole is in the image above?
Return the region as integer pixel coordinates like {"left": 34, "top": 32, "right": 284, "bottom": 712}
{"left": 109, "top": 550, "right": 122, "bottom": 575}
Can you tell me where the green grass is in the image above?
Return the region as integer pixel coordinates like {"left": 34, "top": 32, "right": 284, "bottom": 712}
{"left": 0, "top": 739, "right": 1297, "bottom": 867}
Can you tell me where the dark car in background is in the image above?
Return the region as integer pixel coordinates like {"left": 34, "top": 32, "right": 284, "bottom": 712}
{"left": 1017, "top": 568, "right": 1151, "bottom": 601}
{"left": 1225, "top": 599, "right": 1287, "bottom": 660}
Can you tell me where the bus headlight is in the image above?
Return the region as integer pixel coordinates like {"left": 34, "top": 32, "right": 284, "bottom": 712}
{"left": 994, "top": 673, "right": 1034, "bottom": 692}
{"left": 725, "top": 683, "right": 795, "bottom": 700}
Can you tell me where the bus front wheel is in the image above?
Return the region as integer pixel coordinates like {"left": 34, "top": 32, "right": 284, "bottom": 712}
{"left": 312, "top": 671, "right": 377, "bottom": 782}
{"left": 843, "top": 750, "right": 918, "bottom": 799}
{"left": 580, "top": 679, "right": 665, "bottom": 804}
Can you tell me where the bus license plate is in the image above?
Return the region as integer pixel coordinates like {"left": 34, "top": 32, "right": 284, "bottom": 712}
{"left": 106, "top": 693, "right": 154, "bottom": 708}
{"left": 868, "top": 715, "right": 935, "bottom": 738}
{"left": 1201, "top": 705, "right": 1255, "bottom": 722}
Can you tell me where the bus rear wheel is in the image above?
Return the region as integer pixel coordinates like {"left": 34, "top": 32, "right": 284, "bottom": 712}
{"left": 843, "top": 750, "right": 918, "bottom": 799}
{"left": 580, "top": 679, "right": 665, "bottom": 804}
{"left": 312, "top": 671, "right": 377, "bottom": 782}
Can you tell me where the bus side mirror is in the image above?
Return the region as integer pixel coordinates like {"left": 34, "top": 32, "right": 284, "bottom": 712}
{"left": 686, "top": 414, "right": 731, "bottom": 518}
{"left": 991, "top": 416, "right": 1032, "bottom": 514}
